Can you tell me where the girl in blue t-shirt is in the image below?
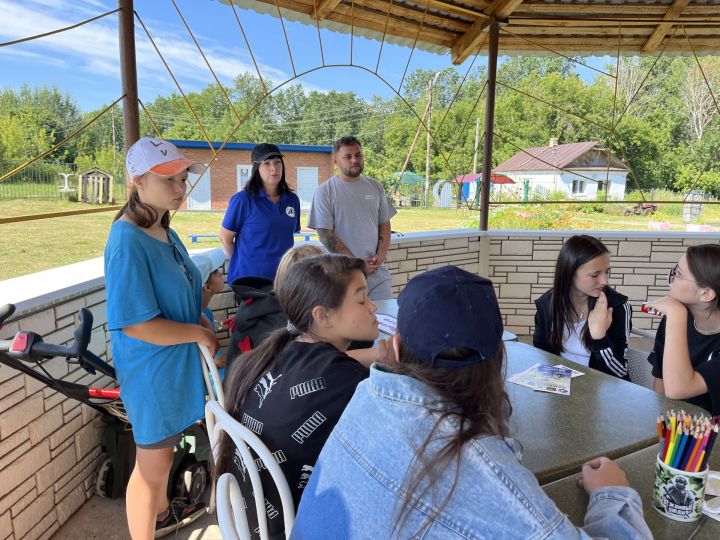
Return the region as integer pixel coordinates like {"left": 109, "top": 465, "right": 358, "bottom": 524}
{"left": 219, "top": 143, "right": 301, "bottom": 284}
{"left": 105, "top": 137, "right": 219, "bottom": 539}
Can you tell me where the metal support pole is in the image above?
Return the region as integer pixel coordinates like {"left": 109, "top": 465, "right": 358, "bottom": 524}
{"left": 119, "top": 0, "right": 140, "bottom": 153}
{"left": 479, "top": 20, "right": 499, "bottom": 231}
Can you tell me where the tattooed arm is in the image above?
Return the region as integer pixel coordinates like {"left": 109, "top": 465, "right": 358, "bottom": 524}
{"left": 376, "top": 221, "right": 391, "bottom": 264}
{"left": 316, "top": 228, "right": 354, "bottom": 257}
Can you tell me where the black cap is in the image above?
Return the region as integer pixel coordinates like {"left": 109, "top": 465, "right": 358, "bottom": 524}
{"left": 252, "top": 143, "right": 284, "bottom": 163}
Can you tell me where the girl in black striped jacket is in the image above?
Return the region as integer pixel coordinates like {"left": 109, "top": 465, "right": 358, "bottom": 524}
{"left": 533, "top": 235, "right": 632, "bottom": 380}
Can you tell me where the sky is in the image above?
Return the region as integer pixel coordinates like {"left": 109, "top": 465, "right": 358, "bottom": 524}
{"left": 0, "top": 0, "right": 611, "bottom": 112}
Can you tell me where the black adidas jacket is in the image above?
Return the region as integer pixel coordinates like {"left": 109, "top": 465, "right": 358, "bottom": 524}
{"left": 533, "top": 286, "right": 632, "bottom": 379}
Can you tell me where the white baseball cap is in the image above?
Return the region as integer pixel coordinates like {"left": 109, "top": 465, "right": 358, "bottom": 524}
{"left": 190, "top": 248, "right": 226, "bottom": 284}
{"left": 126, "top": 137, "right": 205, "bottom": 182}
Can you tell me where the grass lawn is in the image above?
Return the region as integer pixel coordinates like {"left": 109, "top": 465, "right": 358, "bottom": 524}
{"left": 1, "top": 199, "right": 718, "bottom": 281}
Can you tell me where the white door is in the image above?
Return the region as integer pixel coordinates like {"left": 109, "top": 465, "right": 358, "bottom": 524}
{"left": 188, "top": 166, "right": 211, "bottom": 210}
{"left": 296, "top": 167, "right": 319, "bottom": 211}
{"left": 236, "top": 164, "right": 252, "bottom": 192}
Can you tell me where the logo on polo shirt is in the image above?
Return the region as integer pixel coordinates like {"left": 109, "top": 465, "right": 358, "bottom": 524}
{"left": 286, "top": 206, "right": 295, "bottom": 218}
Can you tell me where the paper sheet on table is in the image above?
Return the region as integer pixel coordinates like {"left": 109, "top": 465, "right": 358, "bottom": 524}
{"left": 376, "top": 313, "right": 397, "bottom": 336}
{"left": 507, "top": 364, "right": 572, "bottom": 395}
{"left": 553, "top": 364, "right": 585, "bottom": 378}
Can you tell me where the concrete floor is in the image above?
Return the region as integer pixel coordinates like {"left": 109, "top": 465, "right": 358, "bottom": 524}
{"left": 52, "top": 494, "right": 222, "bottom": 540}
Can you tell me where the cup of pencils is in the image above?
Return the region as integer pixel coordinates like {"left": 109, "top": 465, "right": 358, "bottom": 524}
{"left": 652, "top": 410, "right": 718, "bottom": 522}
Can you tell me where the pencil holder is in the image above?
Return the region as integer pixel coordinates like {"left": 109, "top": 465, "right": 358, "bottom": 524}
{"left": 652, "top": 453, "right": 708, "bottom": 522}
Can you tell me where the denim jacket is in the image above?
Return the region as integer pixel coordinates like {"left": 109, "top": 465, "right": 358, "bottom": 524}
{"left": 292, "top": 364, "right": 651, "bottom": 540}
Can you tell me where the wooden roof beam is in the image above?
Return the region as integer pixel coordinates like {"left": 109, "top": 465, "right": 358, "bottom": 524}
{"left": 491, "top": 0, "right": 525, "bottom": 19}
{"left": 451, "top": 0, "right": 523, "bottom": 64}
{"left": 642, "top": 0, "right": 691, "bottom": 53}
{"left": 314, "top": 0, "right": 342, "bottom": 20}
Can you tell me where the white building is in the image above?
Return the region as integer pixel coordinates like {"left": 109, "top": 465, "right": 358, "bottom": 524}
{"left": 495, "top": 140, "right": 629, "bottom": 200}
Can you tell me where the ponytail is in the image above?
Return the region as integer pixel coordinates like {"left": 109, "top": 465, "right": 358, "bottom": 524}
{"left": 214, "top": 328, "right": 295, "bottom": 477}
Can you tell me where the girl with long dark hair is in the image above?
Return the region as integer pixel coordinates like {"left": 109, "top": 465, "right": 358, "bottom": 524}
{"left": 220, "top": 143, "right": 301, "bottom": 284}
{"left": 647, "top": 244, "right": 720, "bottom": 415}
{"left": 216, "top": 254, "right": 391, "bottom": 539}
{"left": 291, "top": 265, "right": 650, "bottom": 539}
{"left": 105, "top": 138, "right": 219, "bottom": 539}
{"left": 534, "top": 235, "right": 631, "bottom": 379}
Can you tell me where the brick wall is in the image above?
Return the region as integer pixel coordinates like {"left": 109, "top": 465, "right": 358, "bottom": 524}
{"left": 179, "top": 147, "right": 334, "bottom": 210}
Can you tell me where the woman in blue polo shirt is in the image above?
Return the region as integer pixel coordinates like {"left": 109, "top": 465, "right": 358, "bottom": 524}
{"left": 220, "top": 143, "right": 301, "bottom": 284}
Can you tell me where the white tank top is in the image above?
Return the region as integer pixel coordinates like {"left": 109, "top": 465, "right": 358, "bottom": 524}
{"left": 560, "top": 321, "right": 590, "bottom": 366}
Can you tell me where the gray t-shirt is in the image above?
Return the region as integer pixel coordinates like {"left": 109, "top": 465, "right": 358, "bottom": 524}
{"left": 308, "top": 175, "right": 397, "bottom": 259}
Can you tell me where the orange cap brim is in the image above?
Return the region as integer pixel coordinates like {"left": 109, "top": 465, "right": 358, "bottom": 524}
{"left": 149, "top": 159, "right": 204, "bottom": 176}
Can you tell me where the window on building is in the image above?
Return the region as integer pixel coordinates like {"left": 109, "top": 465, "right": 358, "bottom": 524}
{"left": 572, "top": 180, "right": 585, "bottom": 194}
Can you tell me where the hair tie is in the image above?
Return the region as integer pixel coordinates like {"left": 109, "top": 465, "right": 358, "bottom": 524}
{"left": 286, "top": 321, "right": 300, "bottom": 335}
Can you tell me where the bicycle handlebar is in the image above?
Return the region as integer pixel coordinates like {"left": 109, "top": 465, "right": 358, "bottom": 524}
{"left": 0, "top": 304, "right": 93, "bottom": 360}
{"left": 0, "top": 304, "right": 15, "bottom": 327}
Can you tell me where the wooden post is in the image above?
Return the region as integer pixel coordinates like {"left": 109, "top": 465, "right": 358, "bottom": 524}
{"left": 119, "top": 0, "right": 139, "bottom": 198}
{"left": 479, "top": 20, "right": 499, "bottom": 231}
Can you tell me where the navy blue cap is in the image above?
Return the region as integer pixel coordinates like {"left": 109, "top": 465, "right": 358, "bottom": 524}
{"left": 397, "top": 265, "right": 503, "bottom": 368}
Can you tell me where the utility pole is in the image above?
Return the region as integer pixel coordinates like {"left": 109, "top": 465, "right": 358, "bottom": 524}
{"left": 473, "top": 117, "right": 480, "bottom": 174}
{"left": 425, "top": 71, "right": 442, "bottom": 207}
{"left": 111, "top": 104, "right": 118, "bottom": 176}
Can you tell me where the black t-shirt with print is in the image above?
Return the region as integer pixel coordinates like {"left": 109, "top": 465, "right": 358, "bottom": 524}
{"left": 648, "top": 312, "right": 720, "bottom": 415}
{"left": 230, "top": 340, "right": 369, "bottom": 539}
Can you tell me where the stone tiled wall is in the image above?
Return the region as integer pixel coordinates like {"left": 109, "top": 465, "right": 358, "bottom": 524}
{"left": 2, "top": 230, "right": 719, "bottom": 537}
{"left": 0, "top": 288, "right": 113, "bottom": 540}
{"left": 387, "top": 230, "right": 720, "bottom": 340}
{"left": 385, "top": 231, "right": 483, "bottom": 289}
{"left": 0, "top": 262, "right": 235, "bottom": 540}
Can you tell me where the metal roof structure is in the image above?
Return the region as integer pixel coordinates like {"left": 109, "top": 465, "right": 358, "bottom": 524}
{"left": 221, "top": 0, "right": 720, "bottom": 65}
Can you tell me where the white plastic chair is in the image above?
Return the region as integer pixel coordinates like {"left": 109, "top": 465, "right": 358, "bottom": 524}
{"left": 206, "top": 400, "right": 295, "bottom": 540}
{"left": 198, "top": 344, "right": 224, "bottom": 408}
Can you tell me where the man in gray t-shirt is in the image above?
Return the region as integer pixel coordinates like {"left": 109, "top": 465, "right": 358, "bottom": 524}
{"left": 308, "top": 136, "right": 397, "bottom": 300}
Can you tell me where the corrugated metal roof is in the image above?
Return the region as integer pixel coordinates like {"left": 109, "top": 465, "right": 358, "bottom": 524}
{"left": 496, "top": 141, "right": 603, "bottom": 172}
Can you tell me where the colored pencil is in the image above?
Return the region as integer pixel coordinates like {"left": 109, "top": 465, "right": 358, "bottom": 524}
{"left": 661, "top": 424, "right": 672, "bottom": 461}
{"left": 665, "top": 418, "right": 680, "bottom": 465}
{"left": 685, "top": 431, "right": 703, "bottom": 472}
{"left": 690, "top": 428, "right": 712, "bottom": 472}
{"left": 658, "top": 411, "right": 718, "bottom": 471}
{"left": 679, "top": 429, "right": 699, "bottom": 471}
{"left": 700, "top": 426, "right": 719, "bottom": 471}
{"left": 672, "top": 429, "right": 689, "bottom": 469}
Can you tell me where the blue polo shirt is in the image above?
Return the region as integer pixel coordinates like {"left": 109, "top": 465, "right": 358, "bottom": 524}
{"left": 222, "top": 188, "right": 301, "bottom": 283}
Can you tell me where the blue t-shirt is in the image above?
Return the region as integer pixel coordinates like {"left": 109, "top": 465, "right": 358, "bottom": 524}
{"left": 105, "top": 220, "right": 206, "bottom": 445}
{"left": 221, "top": 189, "right": 301, "bottom": 284}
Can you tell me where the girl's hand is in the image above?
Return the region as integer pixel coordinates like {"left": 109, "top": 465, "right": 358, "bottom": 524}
{"left": 200, "top": 314, "right": 213, "bottom": 330}
{"left": 376, "top": 337, "right": 397, "bottom": 365}
{"left": 645, "top": 296, "right": 685, "bottom": 320}
{"left": 196, "top": 326, "right": 220, "bottom": 357}
{"left": 576, "top": 457, "right": 629, "bottom": 494}
{"left": 587, "top": 291, "right": 613, "bottom": 339}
